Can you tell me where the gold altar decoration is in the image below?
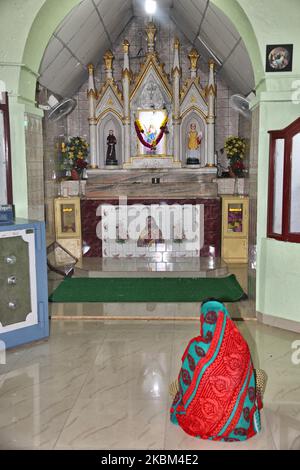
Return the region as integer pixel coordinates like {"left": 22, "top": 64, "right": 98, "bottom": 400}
{"left": 123, "top": 39, "right": 130, "bottom": 53}
{"left": 146, "top": 22, "right": 157, "bottom": 52}
{"left": 188, "top": 48, "right": 200, "bottom": 70}
{"left": 174, "top": 37, "right": 180, "bottom": 50}
{"left": 205, "top": 59, "right": 217, "bottom": 97}
{"left": 103, "top": 50, "right": 114, "bottom": 72}
{"left": 131, "top": 54, "right": 172, "bottom": 100}
{"left": 180, "top": 78, "right": 206, "bottom": 102}
{"left": 87, "top": 63, "right": 97, "bottom": 99}
{"left": 97, "top": 80, "right": 123, "bottom": 105}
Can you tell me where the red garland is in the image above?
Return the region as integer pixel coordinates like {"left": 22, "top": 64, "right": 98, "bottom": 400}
{"left": 134, "top": 121, "right": 167, "bottom": 150}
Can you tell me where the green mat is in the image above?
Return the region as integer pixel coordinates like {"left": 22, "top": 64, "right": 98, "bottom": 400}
{"left": 49, "top": 275, "right": 245, "bottom": 303}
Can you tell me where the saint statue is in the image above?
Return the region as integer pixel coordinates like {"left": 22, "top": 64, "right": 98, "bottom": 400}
{"left": 145, "top": 124, "right": 157, "bottom": 145}
{"left": 137, "top": 216, "right": 164, "bottom": 247}
{"left": 187, "top": 123, "right": 202, "bottom": 165}
{"left": 106, "top": 130, "right": 118, "bottom": 166}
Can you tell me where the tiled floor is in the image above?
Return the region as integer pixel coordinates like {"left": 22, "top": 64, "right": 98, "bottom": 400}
{"left": 49, "top": 259, "right": 255, "bottom": 320}
{"left": 0, "top": 319, "right": 299, "bottom": 449}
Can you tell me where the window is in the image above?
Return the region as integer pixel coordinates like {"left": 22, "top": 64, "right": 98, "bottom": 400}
{"left": 268, "top": 117, "right": 300, "bottom": 242}
{"left": 0, "top": 92, "right": 13, "bottom": 205}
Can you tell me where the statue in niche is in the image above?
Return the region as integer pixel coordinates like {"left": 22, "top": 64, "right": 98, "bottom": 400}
{"left": 145, "top": 124, "right": 157, "bottom": 145}
{"left": 137, "top": 216, "right": 164, "bottom": 247}
{"left": 106, "top": 130, "right": 118, "bottom": 166}
{"left": 187, "top": 123, "right": 202, "bottom": 165}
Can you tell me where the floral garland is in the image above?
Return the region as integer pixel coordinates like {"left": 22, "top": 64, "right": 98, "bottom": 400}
{"left": 134, "top": 116, "right": 168, "bottom": 149}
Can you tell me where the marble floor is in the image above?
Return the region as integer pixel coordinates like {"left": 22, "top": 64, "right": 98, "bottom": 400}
{"left": 74, "top": 257, "right": 229, "bottom": 278}
{"left": 49, "top": 259, "right": 255, "bottom": 320}
{"left": 0, "top": 319, "right": 299, "bottom": 450}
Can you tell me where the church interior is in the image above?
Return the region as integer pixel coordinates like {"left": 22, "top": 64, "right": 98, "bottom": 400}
{"left": 0, "top": 0, "right": 300, "bottom": 451}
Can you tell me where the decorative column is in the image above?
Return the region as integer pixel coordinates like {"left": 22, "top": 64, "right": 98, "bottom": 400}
{"left": 206, "top": 59, "right": 217, "bottom": 167}
{"left": 103, "top": 50, "right": 114, "bottom": 81}
{"left": 122, "top": 40, "right": 131, "bottom": 166}
{"left": 172, "top": 38, "right": 181, "bottom": 163}
{"left": 188, "top": 48, "right": 200, "bottom": 79}
{"left": 146, "top": 22, "right": 157, "bottom": 54}
{"left": 87, "top": 63, "right": 98, "bottom": 168}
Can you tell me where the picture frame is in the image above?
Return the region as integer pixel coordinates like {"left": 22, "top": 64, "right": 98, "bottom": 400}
{"left": 266, "top": 44, "right": 293, "bottom": 72}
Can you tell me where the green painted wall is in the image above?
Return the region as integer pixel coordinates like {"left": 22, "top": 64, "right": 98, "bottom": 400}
{"left": 1, "top": 0, "right": 300, "bottom": 325}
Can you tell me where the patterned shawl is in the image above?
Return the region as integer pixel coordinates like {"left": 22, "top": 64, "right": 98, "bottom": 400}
{"left": 170, "top": 300, "right": 261, "bottom": 441}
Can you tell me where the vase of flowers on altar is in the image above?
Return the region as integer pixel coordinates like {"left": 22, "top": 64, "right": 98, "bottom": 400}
{"left": 224, "top": 136, "right": 246, "bottom": 177}
{"left": 61, "top": 136, "right": 89, "bottom": 180}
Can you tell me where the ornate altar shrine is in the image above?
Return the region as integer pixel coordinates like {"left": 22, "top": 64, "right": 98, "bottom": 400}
{"left": 87, "top": 22, "right": 216, "bottom": 170}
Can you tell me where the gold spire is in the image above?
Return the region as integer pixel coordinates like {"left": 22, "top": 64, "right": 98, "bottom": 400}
{"left": 174, "top": 37, "right": 180, "bottom": 50}
{"left": 146, "top": 22, "right": 157, "bottom": 53}
{"left": 103, "top": 50, "right": 114, "bottom": 71}
{"left": 188, "top": 48, "right": 200, "bottom": 71}
{"left": 88, "top": 63, "right": 94, "bottom": 74}
{"left": 123, "top": 39, "right": 130, "bottom": 54}
{"left": 208, "top": 58, "right": 216, "bottom": 70}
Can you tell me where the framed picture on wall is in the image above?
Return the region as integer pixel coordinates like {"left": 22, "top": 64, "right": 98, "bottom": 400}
{"left": 266, "top": 44, "right": 293, "bottom": 72}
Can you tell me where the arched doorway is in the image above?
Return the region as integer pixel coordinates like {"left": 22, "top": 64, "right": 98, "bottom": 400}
{"left": 17, "top": 0, "right": 262, "bottom": 318}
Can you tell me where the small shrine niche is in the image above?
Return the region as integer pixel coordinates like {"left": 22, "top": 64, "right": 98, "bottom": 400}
{"left": 87, "top": 22, "right": 216, "bottom": 170}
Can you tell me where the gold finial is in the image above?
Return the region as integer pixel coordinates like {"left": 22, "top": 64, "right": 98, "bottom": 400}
{"left": 103, "top": 50, "right": 114, "bottom": 71}
{"left": 88, "top": 63, "right": 94, "bottom": 74}
{"left": 208, "top": 59, "right": 216, "bottom": 69}
{"left": 188, "top": 48, "right": 200, "bottom": 71}
{"left": 174, "top": 37, "right": 180, "bottom": 50}
{"left": 123, "top": 39, "right": 130, "bottom": 54}
{"left": 146, "top": 22, "right": 157, "bottom": 53}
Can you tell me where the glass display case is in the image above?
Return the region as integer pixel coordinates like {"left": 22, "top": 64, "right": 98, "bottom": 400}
{"left": 221, "top": 196, "right": 249, "bottom": 263}
{"left": 54, "top": 197, "right": 82, "bottom": 259}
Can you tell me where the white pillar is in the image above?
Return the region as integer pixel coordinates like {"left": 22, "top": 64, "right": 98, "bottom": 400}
{"left": 206, "top": 59, "right": 216, "bottom": 167}
{"left": 122, "top": 40, "right": 131, "bottom": 165}
{"left": 87, "top": 64, "right": 98, "bottom": 168}
{"left": 172, "top": 38, "right": 181, "bottom": 163}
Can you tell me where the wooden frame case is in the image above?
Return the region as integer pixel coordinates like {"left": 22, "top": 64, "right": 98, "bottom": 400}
{"left": 0, "top": 92, "right": 13, "bottom": 204}
{"left": 268, "top": 117, "right": 300, "bottom": 243}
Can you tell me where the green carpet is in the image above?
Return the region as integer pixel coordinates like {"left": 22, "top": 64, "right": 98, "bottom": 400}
{"left": 49, "top": 275, "right": 245, "bottom": 303}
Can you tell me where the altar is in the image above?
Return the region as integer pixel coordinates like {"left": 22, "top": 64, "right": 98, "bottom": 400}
{"left": 78, "top": 22, "right": 220, "bottom": 263}
{"left": 87, "top": 22, "right": 216, "bottom": 170}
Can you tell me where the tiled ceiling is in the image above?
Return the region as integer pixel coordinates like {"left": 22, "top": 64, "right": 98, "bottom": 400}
{"left": 38, "top": 0, "right": 255, "bottom": 97}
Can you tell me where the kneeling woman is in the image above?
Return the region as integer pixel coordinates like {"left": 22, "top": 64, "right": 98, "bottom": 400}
{"left": 170, "top": 300, "right": 262, "bottom": 442}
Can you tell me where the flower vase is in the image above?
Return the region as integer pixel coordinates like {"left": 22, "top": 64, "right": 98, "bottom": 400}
{"left": 71, "top": 169, "right": 80, "bottom": 181}
{"left": 233, "top": 177, "right": 239, "bottom": 196}
{"left": 229, "top": 167, "right": 236, "bottom": 178}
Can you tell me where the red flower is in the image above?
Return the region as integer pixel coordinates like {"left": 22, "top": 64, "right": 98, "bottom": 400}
{"left": 76, "top": 158, "right": 87, "bottom": 169}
